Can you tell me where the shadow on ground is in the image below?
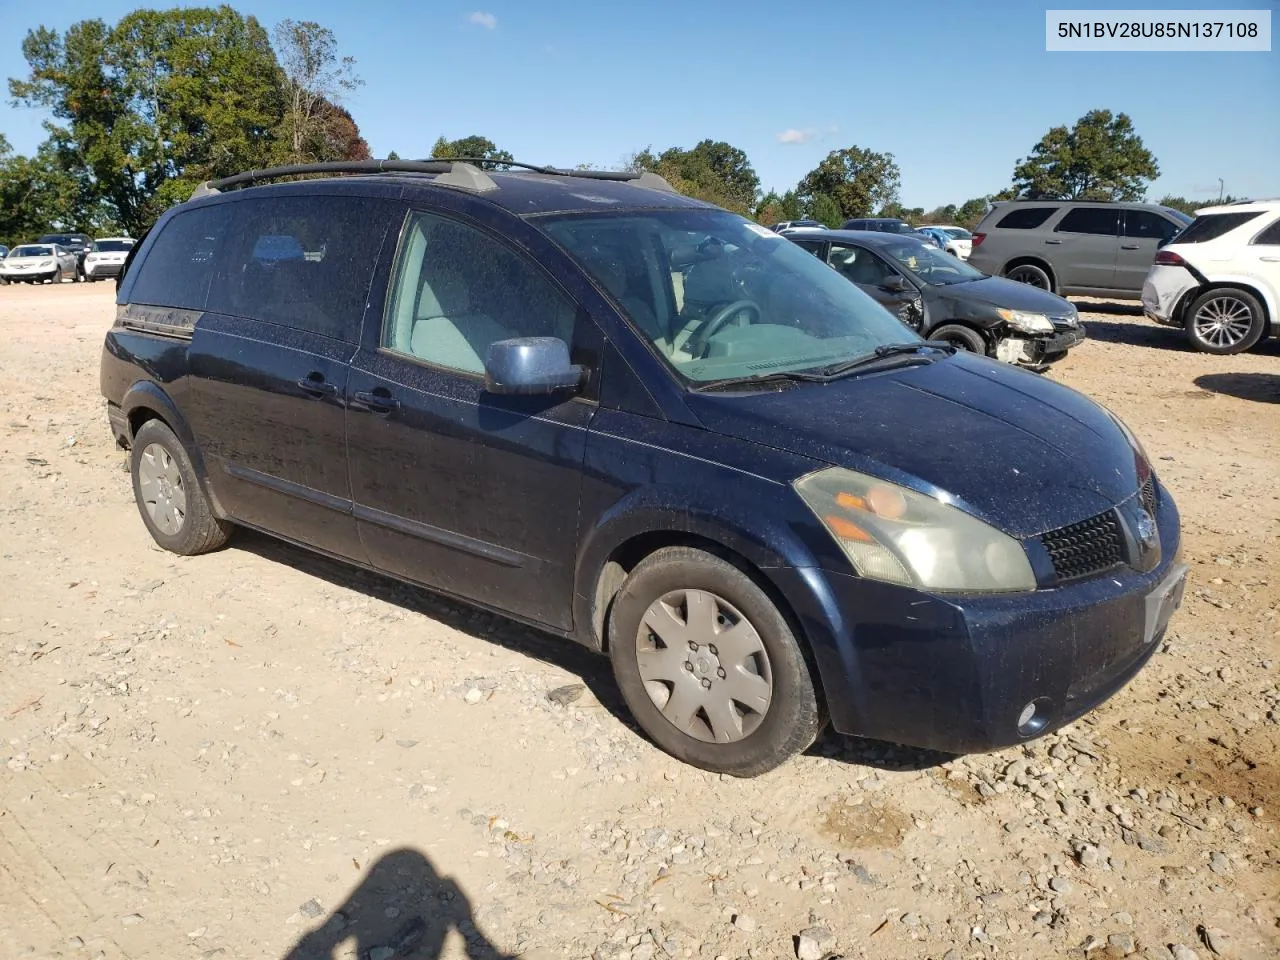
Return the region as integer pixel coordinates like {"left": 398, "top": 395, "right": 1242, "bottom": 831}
{"left": 1068, "top": 299, "right": 1144, "bottom": 317}
{"left": 1076, "top": 317, "right": 1190, "bottom": 352}
{"left": 1194, "top": 372, "right": 1280, "bottom": 404}
{"left": 282, "top": 848, "right": 515, "bottom": 960}
{"left": 237, "top": 531, "right": 952, "bottom": 774}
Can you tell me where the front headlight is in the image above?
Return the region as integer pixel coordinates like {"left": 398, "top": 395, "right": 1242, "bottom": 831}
{"left": 997, "top": 309, "right": 1054, "bottom": 334}
{"left": 40, "top": 259, "right": 54, "bottom": 267}
{"left": 794, "top": 467, "right": 1036, "bottom": 593}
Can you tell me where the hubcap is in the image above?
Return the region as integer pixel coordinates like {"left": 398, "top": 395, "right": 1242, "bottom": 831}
{"left": 1193, "top": 296, "right": 1252, "bottom": 348}
{"left": 1009, "top": 267, "right": 1047, "bottom": 289}
{"left": 137, "top": 443, "right": 187, "bottom": 536}
{"left": 635, "top": 589, "right": 772, "bottom": 744}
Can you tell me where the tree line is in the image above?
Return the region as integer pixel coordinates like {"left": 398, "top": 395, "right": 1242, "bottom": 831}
{"left": 0, "top": 7, "right": 1231, "bottom": 247}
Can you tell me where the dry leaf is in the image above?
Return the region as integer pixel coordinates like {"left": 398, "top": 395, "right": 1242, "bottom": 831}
{"left": 224, "top": 638, "right": 240, "bottom": 648}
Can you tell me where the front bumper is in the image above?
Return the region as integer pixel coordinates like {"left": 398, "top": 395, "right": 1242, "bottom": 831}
{"left": 1, "top": 269, "right": 55, "bottom": 282}
{"left": 85, "top": 260, "right": 125, "bottom": 278}
{"left": 771, "top": 480, "right": 1183, "bottom": 754}
{"left": 994, "top": 324, "right": 1087, "bottom": 368}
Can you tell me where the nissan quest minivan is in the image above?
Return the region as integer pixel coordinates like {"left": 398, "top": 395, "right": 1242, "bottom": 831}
{"left": 100, "top": 159, "right": 1187, "bottom": 776}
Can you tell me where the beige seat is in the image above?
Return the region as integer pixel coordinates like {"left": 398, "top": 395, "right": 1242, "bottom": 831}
{"left": 409, "top": 273, "right": 510, "bottom": 374}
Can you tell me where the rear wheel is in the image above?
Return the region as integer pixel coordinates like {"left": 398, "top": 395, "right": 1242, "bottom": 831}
{"left": 608, "top": 547, "right": 821, "bottom": 777}
{"left": 1006, "top": 262, "right": 1052, "bottom": 291}
{"left": 1185, "top": 287, "right": 1266, "bottom": 354}
{"left": 929, "top": 323, "right": 987, "bottom": 354}
{"left": 130, "top": 419, "right": 231, "bottom": 555}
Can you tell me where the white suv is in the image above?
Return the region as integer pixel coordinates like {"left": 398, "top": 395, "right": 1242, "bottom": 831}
{"left": 1142, "top": 200, "right": 1280, "bottom": 354}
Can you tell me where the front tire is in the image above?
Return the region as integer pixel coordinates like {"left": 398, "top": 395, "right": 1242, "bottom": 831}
{"left": 608, "top": 547, "right": 821, "bottom": 777}
{"left": 1185, "top": 287, "right": 1266, "bottom": 355}
{"left": 929, "top": 323, "right": 988, "bottom": 354}
{"left": 50, "top": 266, "right": 62, "bottom": 284}
{"left": 130, "top": 419, "right": 231, "bottom": 555}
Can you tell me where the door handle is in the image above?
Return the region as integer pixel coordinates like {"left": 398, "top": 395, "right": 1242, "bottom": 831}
{"left": 1120, "top": 244, "right": 1141, "bottom": 250}
{"left": 352, "top": 389, "right": 400, "bottom": 415}
{"left": 1043, "top": 239, "right": 1062, "bottom": 245}
{"left": 296, "top": 375, "right": 338, "bottom": 398}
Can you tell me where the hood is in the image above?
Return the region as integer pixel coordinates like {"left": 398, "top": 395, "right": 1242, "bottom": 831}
{"left": 939, "top": 275, "right": 1075, "bottom": 315}
{"left": 685, "top": 352, "right": 1142, "bottom": 538}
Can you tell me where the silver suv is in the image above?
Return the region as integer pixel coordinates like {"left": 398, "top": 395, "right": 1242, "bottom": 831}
{"left": 968, "top": 201, "right": 1192, "bottom": 299}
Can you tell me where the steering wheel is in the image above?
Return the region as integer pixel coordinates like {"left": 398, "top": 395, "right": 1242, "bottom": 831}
{"left": 685, "top": 299, "right": 761, "bottom": 357}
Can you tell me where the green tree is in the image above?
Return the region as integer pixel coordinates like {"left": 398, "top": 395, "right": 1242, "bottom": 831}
{"left": 628, "top": 140, "right": 760, "bottom": 214}
{"left": 1156, "top": 194, "right": 1240, "bottom": 215}
{"left": 10, "top": 7, "right": 285, "bottom": 234}
{"left": 385, "top": 149, "right": 401, "bottom": 160}
{"left": 272, "top": 19, "right": 361, "bottom": 164}
{"left": 797, "top": 146, "right": 900, "bottom": 220}
{"left": 0, "top": 140, "right": 97, "bottom": 246}
{"left": 1010, "top": 109, "right": 1159, "bottom": 201}
{"left": 431, "top": 135, "right": 514, "bottom": 169}
{"left": 955, "top": 196, "right": 990, "bottom": 229}
{"left": 807, "top": 193, "right": 843, "bottom": 227}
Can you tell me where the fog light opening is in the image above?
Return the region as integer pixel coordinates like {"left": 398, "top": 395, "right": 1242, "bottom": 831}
{"left": 1016, "top": 698, "right": 1052, "bottom": 737}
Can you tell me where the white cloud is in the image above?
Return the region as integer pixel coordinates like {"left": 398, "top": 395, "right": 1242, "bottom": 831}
{"left": 468, "top": 11, "right": 497, "bottom": 29}
{"left": 776, "top": 128, "right": 815, "bottom": 144}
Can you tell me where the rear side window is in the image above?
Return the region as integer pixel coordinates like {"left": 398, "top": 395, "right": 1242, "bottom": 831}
{"left": 1175, "top": 212, "right": 1263, "bottom": 244}
{"left": 127, "top": 205, "right": 231, "bottom": 310}
{"left": 206, "top": 195, "right": 396, "bottom": 342}
{"left": 1055, "top": 208, "right": 1119, "bottom": 235}
{"left": 1253, "top": 217, "right": 1280, "bottom": 245}
{"left": 1123, "top": 211, "right": 1180, "bottom": 241}
{"left": 995, "top": 207, "right": 1055, "bottom": 229}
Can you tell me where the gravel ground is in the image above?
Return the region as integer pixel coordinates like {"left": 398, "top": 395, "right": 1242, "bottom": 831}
{"left": 1, "top": 282, "right": 1277, "bottom": 960}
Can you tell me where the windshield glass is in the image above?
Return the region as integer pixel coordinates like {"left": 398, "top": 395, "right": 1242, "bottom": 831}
{"left": 943, "top": 227, "right": 972, "bottom": 239}
{"left": 539, "top": 209, "right": 919, "bottom": 384}
{"left": 876, "top": 238, "right": 986, "bottom": 285}
{"left": 93, "top": 239, "right": 133, "bottom": 252}
{"left": 13, "top": 246, "right": 54, "bottom": 257}
{"left": 1163, "top": 208, "right": 1193, "bottom": 225}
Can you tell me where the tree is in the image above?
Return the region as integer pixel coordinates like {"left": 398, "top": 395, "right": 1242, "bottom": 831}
{"left": 0, "top": 140, "right": 98, "bottom": 245}
{"left": 627, "top": 140, "right": 760, "bottom": 214}
{"left": 301, "top": 100, "right": 370, "bottom": 161}
{"left": 272, "top": 19, "right": 361, "bottom": 165}
{"left": 10, "top": 7, "right": 285, "bottom": 234}
{"left": 955, "top": 196, "right": 990, "bottom": 229}
{"left": 808, "top": 193, "right": 843, "bottom": 227}
{"left": 431, "top": 135, "right": 514, "bottom": 169}
{"left": 1156, "top": 194, "right": 1240, "bottom": 216}
{"left": 1010, "top": 109, "right": 1159, "bottom": 201}
{"left": 797, "top": 146, "right": 901, "bottom": 220}
{"left": 385, "top": 149, "right": 401, "bottom": 160}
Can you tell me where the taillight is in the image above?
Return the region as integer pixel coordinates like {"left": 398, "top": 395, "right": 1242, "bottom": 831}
{"left": 1154, "top": 250, "right": 1187, "bottom": 267}
{"left": 971, "top": 232, "right": 985, "bottom": 248}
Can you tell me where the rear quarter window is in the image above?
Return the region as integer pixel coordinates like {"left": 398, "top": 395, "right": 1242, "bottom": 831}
{"left": 1175, "top": 212, "right": 1264, "bottom": 244}
{"left": 1253, "top": 217, "right": 1280, "bottom": 245}
{"left": 994, "top": 207, "right": 1056, "bottom": 229}
{"left": 126, "top": 204, "right": 231, "bottom": 311}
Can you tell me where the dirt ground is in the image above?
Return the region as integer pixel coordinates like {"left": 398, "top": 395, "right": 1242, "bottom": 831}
{"left": 1, "top": 281, "right": 1277, "bottom": 960}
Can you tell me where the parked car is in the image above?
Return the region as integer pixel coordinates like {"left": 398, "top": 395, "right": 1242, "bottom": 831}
{"left": 910, "top": 228, "right": 946, "bottom": 250}
{"left": 0, "top": 244, "right": 8, "bottom": 284}
{"left": 83, "top": 237, "right": 136, "bottom": 281}
{"left": 101, "top": 158, "right": 1185, "bottom": 777}
{"left": 791, "top": 230, "right": 1086, "bottom": 369}
{"left": 840, "top": 217, "right": 916, "bottom": 234}
{"left": 1141, "top": 199, "right": 1280, "bottom": 354}
{"left": 967, "top": 201, "right": 1192, "bottom": 299}
{"left": 0, "top": 243, "right": 78, "bottom": 283}
{"left": 918, "top": 224, "right": 974, "bottom": 260}
{"left": 37, "top": 232, "right": 93, "bottom": 280}
{"left": 770, "top": 219, "right": 825, "bottom": 234}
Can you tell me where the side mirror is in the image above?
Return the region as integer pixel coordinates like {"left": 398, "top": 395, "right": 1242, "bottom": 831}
{"left": 882, "top": 275, "right": 908, "bottom": 293}
{"left": 483, "top": 337, "right": 583, "bottom": 395}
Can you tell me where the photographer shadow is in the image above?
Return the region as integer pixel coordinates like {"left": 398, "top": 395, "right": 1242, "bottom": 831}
{"left": 282, "top": 847, "right": 515, "bottom": 960}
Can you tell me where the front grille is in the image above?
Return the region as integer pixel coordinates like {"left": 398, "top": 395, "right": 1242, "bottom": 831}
{"left": 1042, "top": 510, "right": 1125, "bottom": 582}
{"left": 1139, "top": 475, "right": 1156, "bottom": 515}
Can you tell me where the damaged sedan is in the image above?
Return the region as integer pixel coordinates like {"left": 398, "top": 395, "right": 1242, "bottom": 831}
{"left": 791, "top": 230, "right": 1086, "bottom": 370}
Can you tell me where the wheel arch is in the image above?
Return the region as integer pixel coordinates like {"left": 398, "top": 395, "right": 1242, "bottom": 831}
{"left": 1177, "top": 277, "right": 1276, "bottom": 338}
{"left": 120, "top": 381, "right": 224, "bottom": 515}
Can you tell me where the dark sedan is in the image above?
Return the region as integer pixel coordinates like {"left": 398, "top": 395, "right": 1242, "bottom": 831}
{"left": 792, "top": 230, "right": 1086, "bottom": 369}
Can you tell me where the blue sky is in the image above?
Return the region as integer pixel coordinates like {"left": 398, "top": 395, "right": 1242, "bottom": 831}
{"left": 0, "top": 0, "right": 1276, "bottom": 208}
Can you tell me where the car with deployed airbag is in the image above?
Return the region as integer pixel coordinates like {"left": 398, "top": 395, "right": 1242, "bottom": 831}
{"left": 100, "top": 158, "right": 1187, "bottom": 776}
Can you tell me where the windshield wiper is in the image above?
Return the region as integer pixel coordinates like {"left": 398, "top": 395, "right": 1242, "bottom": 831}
{"left": 817, "top": 341, "right": 953, "bottom": 378}
{"left": 689, "top": 369, "right": 830, "bottom": 392}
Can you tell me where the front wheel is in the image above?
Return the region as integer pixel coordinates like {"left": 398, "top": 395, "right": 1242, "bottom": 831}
{"left": 928, "top": 323, "right": 988, "bottom": 354}
{"left": 608, "top": 547, "right": 821, "bottom": 777}
{"left": 130, "top": 419, "right": 232, "bottom": 555}
{"left": 50, "top": 266, "right": 62, "bottom": 284}
{"left": 1185, "top": 287, "right": 1266, "bottom": 355}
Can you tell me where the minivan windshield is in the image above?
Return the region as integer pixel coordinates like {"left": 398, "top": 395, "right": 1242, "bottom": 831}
{"left": 540, "top": 209, "right": 921, "bottom": 384}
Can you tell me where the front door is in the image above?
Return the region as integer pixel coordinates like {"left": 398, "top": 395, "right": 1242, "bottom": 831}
{"left": 345, "top": 208, "right": 596, "bottom": 630}
{"left": 185, "top": 194, "right": 399, "bottom": 559}
{"left": 1116, "top": 210, "right": 1181, "bottom": 293}
{"left": 825, "top": 241, "right": 924, "bottom": 331}
{"left": 1049, "top": 207, "right": 1120, "bottom": 290}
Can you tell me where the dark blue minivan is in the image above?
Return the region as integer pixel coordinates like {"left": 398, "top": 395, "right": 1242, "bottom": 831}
{"left": 101, "top": 160, "right": 1188, "bottom": 776}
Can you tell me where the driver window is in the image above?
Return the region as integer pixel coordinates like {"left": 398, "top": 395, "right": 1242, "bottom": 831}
{"left": 827, "top": 244, "right": 894, "bottom": 285}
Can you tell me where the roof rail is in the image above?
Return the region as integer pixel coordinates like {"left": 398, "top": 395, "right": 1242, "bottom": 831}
{"left": 189, "top": 157, "right": 676, "bottom": 201}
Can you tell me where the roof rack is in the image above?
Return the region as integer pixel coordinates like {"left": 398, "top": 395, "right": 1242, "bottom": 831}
{"left": 189, "top": 158, "right": 676, "bottom": 201}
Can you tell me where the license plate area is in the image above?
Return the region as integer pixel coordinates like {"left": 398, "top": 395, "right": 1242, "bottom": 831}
{"left": 1144, "top": 563, "right": 1188, "bottom": 647}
